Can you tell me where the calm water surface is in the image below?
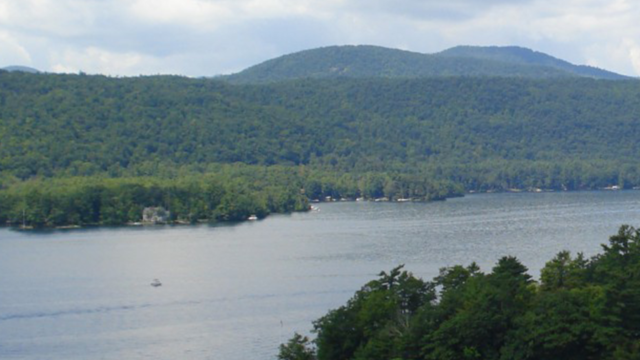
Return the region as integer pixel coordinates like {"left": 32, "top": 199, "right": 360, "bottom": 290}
{"left": 1, "top": 191, "right": 639, "bottom": 359}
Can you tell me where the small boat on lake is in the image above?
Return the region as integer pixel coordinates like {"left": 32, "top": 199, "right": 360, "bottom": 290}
{"left": 247, "top": 215, "right": 258, "bottom": 221}
{"left": 150, "top": 279, "right": 162, "bottom": 287}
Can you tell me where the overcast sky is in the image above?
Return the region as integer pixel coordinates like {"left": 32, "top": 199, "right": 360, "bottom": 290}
{"left": 1, "top": 0, "right": 639, "bottom": 77}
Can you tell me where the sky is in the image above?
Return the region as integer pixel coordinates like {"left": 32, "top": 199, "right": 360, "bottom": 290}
{"left": 1, "top": 0, "right": 639, "bottom": 77}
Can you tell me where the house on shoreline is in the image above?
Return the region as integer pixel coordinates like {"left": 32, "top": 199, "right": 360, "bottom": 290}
{"left": 142, "top": 207, "right": 171, "bottom": 224}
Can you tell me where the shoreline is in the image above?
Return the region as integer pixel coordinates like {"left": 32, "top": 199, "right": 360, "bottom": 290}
{"left": 6, "top": 188, "right": 637, "bottom": 231}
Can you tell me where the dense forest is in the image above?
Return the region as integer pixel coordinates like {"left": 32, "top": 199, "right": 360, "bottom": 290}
{"left": 2, "top": 72, "right": 640, "bottom": 182}
{"left": 1, "top": 70, "right": 640, "bottom": 226}
{"left": 0, "top": 165, "right": 460, "bottom": 227}
{"left": 279, "top": 225, "right": 640, "bottom": 360}
{"left": 0, "top": 168, "right": 307, "bottom": 227}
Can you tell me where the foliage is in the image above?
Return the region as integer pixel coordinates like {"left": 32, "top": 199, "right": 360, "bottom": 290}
{"left": 284, "top": 226, "right": 640, "bottom": 360}
{"left": 278, "top": 333, "right": 315, "bottom": 360}
{"left": 2, "top": 72, "right": 640, "bottom": 226}
{"left": 1, "top": 73, "right": 639, "bottom": 193}
{"left": 0, "top": 171, "right": 309, "bottom": 227}
{"left": 0, "top": 164, "right": 463, "bottom": 227}
{"left": 313, "top": 265, "right": 435, "bottom": 360}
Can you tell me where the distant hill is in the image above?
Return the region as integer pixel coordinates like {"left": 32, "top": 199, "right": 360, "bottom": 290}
{"left": 222, "top": 45, "right": 629, "bottom": 84}
{"left": 2, "top": 65, "right": 40, "bottom": 74}
{"left": 437, "top": 46, "right": 626, "bottom": 80}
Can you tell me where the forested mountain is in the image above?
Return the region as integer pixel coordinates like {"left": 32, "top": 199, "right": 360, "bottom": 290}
{"left": 1, "top": 70, "right": 640, "bottom": 226}
{"left": 437, "top": 46, "right": 626, "bottom": 80}
{"left": 1, "top": 72, "right": 640, "bottom": 188}
{"left": 1, "top": 66, "right": 40, "bottom": 74}
{"left": 222, "top": 45, "right": 628, "bottom": 84}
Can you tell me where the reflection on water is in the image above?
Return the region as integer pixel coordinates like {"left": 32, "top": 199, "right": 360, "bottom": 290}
{"left": 1, "top": 191, "right": 639, "bottom": 360}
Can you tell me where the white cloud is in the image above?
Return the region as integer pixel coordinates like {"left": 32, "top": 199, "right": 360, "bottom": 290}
{"left": 51, "top": 47, "right": 150, "bottom": 75}
{"left": 623, "top": 40, "right": 640, "bottom": 75}
{"left": 0, "top": 0, "right": 101, "bottom": 37}
{"left": 0, "top": 31, "right": 32, "bottom": 65}
{"left": 125, "top": 0, "right": 340, "bottom": 29}
{"left": 0, "top": 0, "right": 639, "bottom": 76}
{"left": 523, "top": 0, "right": 640, "bottom": 74}
{"left": 127, "top": 0, "right": 233, "bottom": 29}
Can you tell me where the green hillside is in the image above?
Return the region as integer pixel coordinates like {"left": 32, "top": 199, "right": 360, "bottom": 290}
{"left": 437, "top": 46, "right": 627, "bottom": 79}
{"left": 222, "top": 45, "right": 628, "bottom": 84}
{"left": 1, "top": 72, "right": 640, "bottom": 193}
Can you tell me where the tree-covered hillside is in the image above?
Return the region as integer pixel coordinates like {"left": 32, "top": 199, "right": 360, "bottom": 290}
{"left": 222, "top": 45, "right": 628, "bottom": 84}
{"left": 0, "top": 166, "right": 312, "bottom": 227}
{"left": 437, "top": 46, "right": 627, "bottom": 80}
{"left": 2, "top": 71, "right": 640, "bottom": 226}
{"left": 1, "top": 71, "right": 640, "bottom": 192}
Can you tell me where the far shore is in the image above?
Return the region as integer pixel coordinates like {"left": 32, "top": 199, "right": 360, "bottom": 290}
{"left": 6, "top": 188, "right": 638, "bottom": 231}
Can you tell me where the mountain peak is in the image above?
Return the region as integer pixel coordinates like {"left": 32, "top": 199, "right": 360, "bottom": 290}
{"left": 222, "top": 45, "right": 629, "bottom": 84}
{"left": 436, "top": 45, "right": 626, "bottom": 80}
{"left": 2, "top": 65, "right": 40, "bottom": 74}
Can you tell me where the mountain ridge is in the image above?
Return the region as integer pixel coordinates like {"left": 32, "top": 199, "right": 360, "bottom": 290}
{"left": 437, "top": 45, "right": 625, "bottom": 79}
{"left": 1, "top": 71, "right": 639, "bottom": 190}
{"left": 222, "top": 45, "right": 630, "bottom": 84}
{"left": 1, "top": 65, "right": 40, "bottom": 74}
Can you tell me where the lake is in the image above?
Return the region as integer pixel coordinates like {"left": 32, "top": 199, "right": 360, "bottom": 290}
{"left": 1, "top": 191, "right": 639, "bottom": 360}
